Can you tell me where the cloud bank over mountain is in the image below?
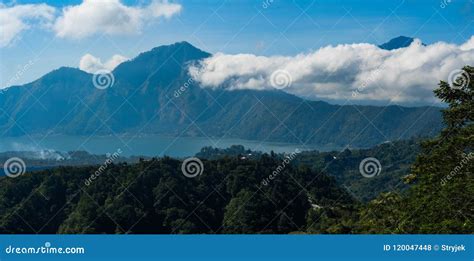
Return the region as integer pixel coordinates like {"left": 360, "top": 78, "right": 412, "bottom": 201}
{"left": 190, "top": 37, "right": 474, "bottom": 104}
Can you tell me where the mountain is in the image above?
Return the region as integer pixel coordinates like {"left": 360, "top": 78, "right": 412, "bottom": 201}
{"left": 0, "top": 41, "right": 443, "bottom": 148}
{"left": 378, "top": 36, "right": 422, "bottom": 50}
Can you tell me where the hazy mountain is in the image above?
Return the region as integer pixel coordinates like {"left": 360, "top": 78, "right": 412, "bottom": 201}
{"left": 378, "top": 36, "right": 424, "bottom": 50}
{"left": 0, "top": 41, "right": 443, "bottom": 148}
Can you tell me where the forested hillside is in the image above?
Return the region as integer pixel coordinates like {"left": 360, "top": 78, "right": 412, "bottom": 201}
{"left": 0, "top": 155, "right": 353, "bottom": 234}
{"left": 197, "top": 140, "right": 421, "bottom": 202}
{"left": 0, "top": 67, "right": 471, "bottom": 234}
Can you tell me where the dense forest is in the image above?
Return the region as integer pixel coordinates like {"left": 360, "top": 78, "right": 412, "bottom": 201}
{"left": 0, "top": 154, "right": 355, "bottom": 234}
{"left": 0, "top": 66, "right": 472, "bottom": 234}
{"left": 198, "top": 139, "right": 420, "bottom": 202}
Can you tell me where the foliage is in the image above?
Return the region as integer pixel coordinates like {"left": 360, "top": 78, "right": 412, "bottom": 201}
{"left": 199, "top": 139, "right": 421, "bottom": 202}
{"left": 0, "top": 66, "right": 471, "bottom": 234}
{"left": 357, "top": 66, "right": 474, "bottom": 233}
{"left": 0, "top": 155, "right": 352, "bottom": 234}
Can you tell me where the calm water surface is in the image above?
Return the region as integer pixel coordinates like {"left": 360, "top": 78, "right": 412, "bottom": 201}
{"left": 0, "top": 135, "right": 340, "bottom": 157}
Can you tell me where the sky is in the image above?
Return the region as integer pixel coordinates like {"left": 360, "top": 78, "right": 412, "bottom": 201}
{"left": 0, "top": 0, "right": 473, "bottom": 105}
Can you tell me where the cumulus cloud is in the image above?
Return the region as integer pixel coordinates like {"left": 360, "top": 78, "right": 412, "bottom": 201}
{"left": 79, "top": 53, "right": 129, "bottom": 73}
{"left": 54, "top": 0, "right": 182, "bottom": 39}
{"left": 189, "top": 37, "right": 474, "bottom": 105}
{"left": 0, "top": 0, "right": 181, "bottom": 47}
{"left": 0, "top": 3, "right": 55, "bottom": 47}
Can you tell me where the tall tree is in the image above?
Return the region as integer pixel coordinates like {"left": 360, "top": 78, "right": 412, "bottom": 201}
{"left": 359, "top": 66, "right": 474, "bottom": 233}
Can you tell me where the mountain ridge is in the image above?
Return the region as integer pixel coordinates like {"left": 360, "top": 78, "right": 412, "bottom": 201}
{"left": 0, "top": 41, "right": 443, "bottom": 148}
{"left": 378, "top": 36, "right": 426, "bottom": 50}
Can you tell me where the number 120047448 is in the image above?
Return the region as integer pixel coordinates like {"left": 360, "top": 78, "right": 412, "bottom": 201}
{"left": 383, "top": 244, "right": 433, "bottom": 251}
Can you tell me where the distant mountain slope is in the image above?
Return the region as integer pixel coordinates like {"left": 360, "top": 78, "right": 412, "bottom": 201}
{"left": 0, "top": 41, "right": 443, "bottom": 148}
{"left": 378, "top": 36, "right": 424, "bottom": 50}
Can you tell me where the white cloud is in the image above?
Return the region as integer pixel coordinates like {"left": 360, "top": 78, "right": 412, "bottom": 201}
{"left": 147, "top": 0, "right": 182, "bottom": 18}
{"left": 189, "top": 36, "right": 474, "bottom": 105}
{"left": 0, "top": 0, "right": 181, "bottom": 47}
{"left": 0, "top": 3, "right": 55, "bottom": 47}
{"left": 79, "top": 53, "right": 129, "bottom": 73}
{"left": 54, "top": 0, "right": 182, "bottom": 39}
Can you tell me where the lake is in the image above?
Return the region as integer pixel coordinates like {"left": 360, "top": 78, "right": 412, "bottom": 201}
{"left": 0, "top": 135, "right": 340, "bottom": 157}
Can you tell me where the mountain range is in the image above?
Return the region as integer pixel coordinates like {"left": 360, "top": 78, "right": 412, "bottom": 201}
{"left": 0, "top": 37, "right": 443, "bottom": 148}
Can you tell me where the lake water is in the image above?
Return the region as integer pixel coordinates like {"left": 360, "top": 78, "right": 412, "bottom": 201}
{"left": 0, "top": 135, "right": 339, "bottom": 157}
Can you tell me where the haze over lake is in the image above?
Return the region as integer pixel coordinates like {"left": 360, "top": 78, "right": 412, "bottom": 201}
{"left": 0, "top": 135, "right": 339, "bottom": 157}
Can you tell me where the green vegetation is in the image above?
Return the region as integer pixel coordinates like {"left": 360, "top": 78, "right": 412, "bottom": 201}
{"left": 0, "top": 66, "right": 471, "bottom": 234}
{"left": 295, "top": 139, "right": 420, "bottom": 202}
{"left": 0, "top": 155, "right": 352, "bottom": 234}
{"left": 0, "top": 150, "right": 144, "bottom": 168}
{"left": 198, "top": 141, "right": 420, "bottom": 202}
{"left": 356, "top": 66, "right": 474, "bottom": 233}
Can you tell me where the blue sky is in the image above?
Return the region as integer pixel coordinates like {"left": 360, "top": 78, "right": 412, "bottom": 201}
{"left": 1, "top": 0, "right": 473, "bottom": 99}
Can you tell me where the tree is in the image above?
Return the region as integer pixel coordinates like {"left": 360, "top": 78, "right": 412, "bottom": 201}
{"left": 360, "top": 66, "right": 474, "bottom": 233}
